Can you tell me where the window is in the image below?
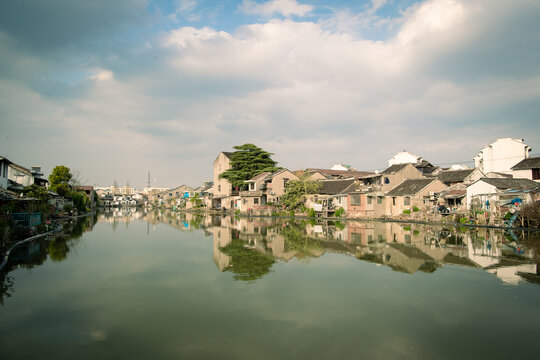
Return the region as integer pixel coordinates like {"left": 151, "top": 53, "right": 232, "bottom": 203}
{"left": 424, "top": 197, "right": 430, "bottom": 205}
{"left": 377, "top": 197, "right": 383, "bottom": 204}
{"left": 283, "top": 178, "right": 289, "bottom": 187}
{"left": 169, "top": 193, "right": 172, "bottom": 197}
{"left": 249, "top": 183, "right": 255, "bottom": 190}
{"left": 404, "top": 197, "right": 410, "bottom": 206}
{"left": 243, "top": 198, "right": 247, "bottom": 204}
{"left": 351, "top": 195, "right": 361, "bottom": 206}
{"left": 392, "top": 197, "right": 396, "bottom": 206}
{"left": 533, "top": 168, "right": 540, "bottom": 180}
{"left": 218, "top": 185, "right": 221, "bottom": 192}
{"left": 351, "top": 233, "right": 362, "bottom": 244}
{"left": 367, "top": 196, "right": 372, "bottom": 205}
{"left": 254, "top": 198, "right": 259, "bottom": 204}
{"left": 384, "top": 177, "right": 390, "bottom": 184}
{"left": 368, "top": 234, "right": 373, "bottom": 243}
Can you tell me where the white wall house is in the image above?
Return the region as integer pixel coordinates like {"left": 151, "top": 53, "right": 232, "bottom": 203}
{"left": 511, "top": 156, "right": 540, "bottom": 182}
{"left": 466, "top": 178, "right": 539, "bottom": 210}
{"left": 0, "top": 156, "right": 11, "bottom": 190}
{"left": 388, "top": 151, "right": 421, "bottom": 166}
{"left": 473, "top": 138, "right": 532, "bottom": 175}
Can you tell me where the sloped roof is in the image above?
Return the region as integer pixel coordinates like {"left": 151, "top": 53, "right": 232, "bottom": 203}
{"left": 381, "top": 163, "right": 408, "bottom": 174}
{"left": 222, "top": 151, "right": 233, "bottom": 158}
{"left": 386, "top": 179, "right": 437, "bottom": 196}
{"left": 478, "top": 178, "right": 539, "bottom": 191}
{"left": 317, "top": 179, "right": 356, "bottom": 195}
{"left": 247, "top": 172, "right": 271, "bottom": 182}
{"left": 511, "top": 156, "right": 540, "bottom": 170}
{"left": 305, "top": 168, "right": 375, "bottom": 179}
{"left": 434, "top": 169, "right": 475, "bottom": 184}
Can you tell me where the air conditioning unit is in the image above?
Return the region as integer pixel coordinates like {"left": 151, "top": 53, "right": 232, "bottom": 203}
{"left": 270, "top": 191, "right": 275, "bottom": 195}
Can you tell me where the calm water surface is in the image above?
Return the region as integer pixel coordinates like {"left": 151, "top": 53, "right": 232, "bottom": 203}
{"left": 1, "top": 209, "right": 539, "bottom": 359}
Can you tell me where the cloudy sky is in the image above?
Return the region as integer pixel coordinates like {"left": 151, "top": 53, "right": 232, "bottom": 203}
{"left": 1, "top": 0, "right": 539, "bottom": 188}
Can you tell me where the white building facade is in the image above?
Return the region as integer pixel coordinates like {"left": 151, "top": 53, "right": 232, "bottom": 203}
{"left": 473, "top": 138, "right": 531, "bottom": 175}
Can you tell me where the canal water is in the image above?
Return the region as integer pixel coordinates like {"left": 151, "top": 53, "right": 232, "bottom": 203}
{"left": 1, "top": 209, "right": 539, "bottom": 359}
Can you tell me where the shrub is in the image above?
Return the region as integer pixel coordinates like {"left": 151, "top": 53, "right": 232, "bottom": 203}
{"left": 307, "top": 208, "right": 317, "bottom": 218}
{"left": 459, "top": 217, "right": 468, "bottom": 224}
{"left": 234, "top": 209, "right": 241, "bottom": 215}
{"left": 403, "top": 226, "right": 411, "bottom": 231}
{"left": 335, "top": 207, "right": 345, "bottom": 217}
{"left": 412, "top": 206, "right": 420, "bottom": 212}
{"left": 403, "top": 209, "right": 411, "bottom": 214}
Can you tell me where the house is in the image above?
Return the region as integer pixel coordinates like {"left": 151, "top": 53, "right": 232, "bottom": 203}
{"left": 385, "top": 179, "right": 447, "bottom": 216}
{"left": 213, "top": 152, "right": 239, "bottom": 209}
{"left": 473, "top": 138, "right": 532, "bottom": 175}
{"left": 380, "top": 163, "right": 424, "bottom": 192}
{"left": 306, "top": 179, "right": 356, "bottom": 215}
{"left": 438, "top": 183, "right": 468, "bottom": 212}
{"left": 8, "top": 162, "right": 33, "bottom": 190}
{"left": 387, "top": 151, "right": 437, "bottom": 175}
{"left": 466, "top": 178, "right": 539, "bottom": 212}
{"left": 0, "top": 156, "right": 12, "bottom": 189}
{"left": 30, "top": 166, "right": 48, "bottom": 188}
{"left": 73, "top": 185, "right": 95, "bottom": 206}
{"left": 240, "top": 169, "right": 300, "bottom": 211}
{"left": 511, "top": 156, "right": 540, "bottom": 182}
{"left": 431, "top": 168, "right": 484, "bottom": 186}
{"left": 347, "top": 190, "right": 386, "bottom": 218}
{"left": 304, "top": 168, "right": 377, "bottom": 182}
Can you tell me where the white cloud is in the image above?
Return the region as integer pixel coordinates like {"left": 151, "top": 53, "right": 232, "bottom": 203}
{"left": 2, "top": 0, "right": 539, "bottom": 187}
{"left": 240, "top": 0, "right": 314, "bottom": 18}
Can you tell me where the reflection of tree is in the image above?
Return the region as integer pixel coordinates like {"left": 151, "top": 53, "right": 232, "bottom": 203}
{"left": 0, "top": 271, "right": 14, "bottom": 306}
{"left": 48, "top": 217, "right": 89, "bottom": 262}
{"left": 220, "top": 239, "right": 275, "bottom": 281}
{"left": 281, "top": 222, "right": 323, "bottom": 259}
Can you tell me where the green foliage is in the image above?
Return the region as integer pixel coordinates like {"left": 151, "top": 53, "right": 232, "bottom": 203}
{"left": 218, "top": 144, "right": 280, "bottom": 188}
{"left": 22, "top": 184, "right": 50, "bottom": 202}
{"left": 459, "top": 217, "right": 468, "bottom": 224}
{"left": 281, "top": 222, "right": 323, "bottom": 259}
{"left": 403, "top": 226, "right": 411, "bottom": 231}
{"left": 234, "top": 209, "right": 241, "bottom": 215}
{"left": 190, "top": 193, "right": 203, "bottom": 208}
{"left": 307, "top": 208, "right": 317, "bottom": 218}
{"left": 335, "top": 207, "right": 345, "bottom": 217}
{"left": 412, "top": 206, "right": 420, "bottom": 212}
{"left": 50, "top": 183, "right": 70, "bottom": 197}
{"left": 49, "top": 165, "right": 72, "bottom": 187}
{"left": 281, "top": 177, "right": 322, "bottom": 210}
{"left": 413, "top": 230, "right": 420, "bottom": 236}
{"left": 69, "top": 191, "right": 87, "bottom": 212}
{"left": 403, "top": 209, "right": 411, "bottom": 214}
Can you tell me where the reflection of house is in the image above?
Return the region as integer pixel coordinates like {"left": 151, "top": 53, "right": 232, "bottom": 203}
{"left": 474, "top": 138, "right": 532, "bottom": 175}
{"left": 386, "top": 179, "right": 447, "bottom": 216}
{"left": 380, "top": 163, "right": 423, "bottom": 192}
{"left": 511, "top": 156, "right": 540, "bottom": 182}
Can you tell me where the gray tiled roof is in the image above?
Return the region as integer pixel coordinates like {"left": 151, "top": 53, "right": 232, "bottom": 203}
{"left": 306, "top": 168, "right": 375, "bottom": 179}
{"left": 386, "top": 179, "right": 436, "bottom": 196}
{"left": 381, "top": 164, "right": 408, "bottom": 174}
{"left": 511, "top": 156, "right": 540, "bottom": 170}
{"left": 317, "top": 179, "right": 356, "bottom": 195}
{"left": 479, "top": 178, "right": 539, "bottom": 191}
{"left": 434, "top": 169, "right": 475, "bottom": 184}
{"left": 222, "top": 152, "right": 234, "bottom": 158}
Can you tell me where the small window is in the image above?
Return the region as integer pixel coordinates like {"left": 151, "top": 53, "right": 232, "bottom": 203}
{"left": 254, "top": 198, "right": 259, "bottom": 204}
{"left": 377, "top": 197, "right": 383, "bottom": 204}
{"left": 351, "top": 233, "right": 362, "bottom": 244}
{"left": 218, "top": 185, "right": 221, "bottom": 192}
{"left": 367, "top": 196, "right": 372, "bottom": 205}
{"left": 351, "top": 195, "right": 361, "bottom": 206}
{"left": 404, "top": 197, "right": 410, "bottom": 206}
{"left": 384, "top": 177, "right": 390, "bottom": 184}
{"left": 533, "top": 168, "right": 540, "bottom": 180}
{"left": 392, "top": 197, "right": 396, "bottom": 206}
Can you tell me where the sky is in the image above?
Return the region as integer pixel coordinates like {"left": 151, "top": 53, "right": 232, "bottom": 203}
{"left": 0, "top": 0, "right": 539, "bottom": 189}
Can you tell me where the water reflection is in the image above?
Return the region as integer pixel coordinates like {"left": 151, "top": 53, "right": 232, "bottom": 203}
{"left": 0, "top": 215, "right": 97, "bottom": 305}
{"left": 111, "top": 210, "right": 540, "bottom": 285}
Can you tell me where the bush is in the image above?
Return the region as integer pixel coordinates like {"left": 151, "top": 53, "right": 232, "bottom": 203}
{"left": 412, "top": 206, "right": 420, "bottom": 212}
{"left": 459, "top": 217, "right": 468, "bottom": 224}
{"left": 403, "top": 209, "right": 411, "bottom": 214}
{"left": 335, "top": 207, "right": 345, "bottom": 217}
{"left": 234, "top": 209, "right": 241, "bottom": 215}
{"left": 307, "top": 208, "right": 316, "bottom": 218}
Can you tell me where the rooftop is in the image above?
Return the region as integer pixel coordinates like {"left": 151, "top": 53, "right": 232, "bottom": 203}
{"left": 511, "top": 156, "right": 540, "bottom": 170}
{"left": 386, "top": 179, "right": 437, "bottom": 196}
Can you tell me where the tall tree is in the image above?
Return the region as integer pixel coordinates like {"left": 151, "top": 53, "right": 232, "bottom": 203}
{"left": 48, "top": 165, "right": 72, "bottom": 187}
{"left": 218, "top": 144, "right": 280, "bottom": 188}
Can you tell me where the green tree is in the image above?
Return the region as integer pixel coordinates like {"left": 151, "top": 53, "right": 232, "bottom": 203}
{"left": 49, "top": 165, "right": 72, "bottom": 187}
{"left": 280, "top": 176, "right": 322, "bottom": 210}
{"left": 218, "top": 144, "right": 280, "bottom": 188}
{"left": 22, "top": 184, "right": 50, "bottom": 202}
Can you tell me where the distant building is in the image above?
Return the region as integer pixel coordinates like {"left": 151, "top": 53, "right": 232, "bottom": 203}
{"left": 387, "top": 151, "right": 436, "bottom": 175}
{"left": 473, "top": 138, "right": 532, "bottom": 175}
